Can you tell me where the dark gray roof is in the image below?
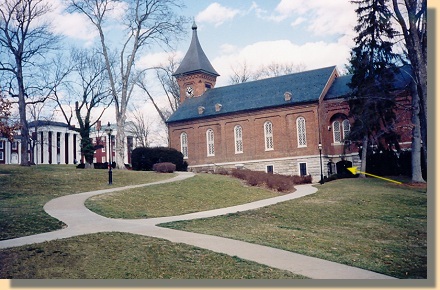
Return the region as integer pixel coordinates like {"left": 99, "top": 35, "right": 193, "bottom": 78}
{"left": 324, "top": 65, "right": 414, "bottom": 100}
{"left": 173, "top": 23, "right": 219, "bottom": 77}
{"left": 324, "top": 74, "right": 352, "bottom": 100}
{"left": 167, "top": 66, "right": 337, "bottom": 123}
{"left": 28, "top": 120, "right": 70, "bottom": 128}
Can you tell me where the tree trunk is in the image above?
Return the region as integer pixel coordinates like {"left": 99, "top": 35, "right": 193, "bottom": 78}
{"left": 17, "top": 64, "right": 29, "bottom": 166}
{"left": 359, "top": 134, "right": 368, "bottom": 178}
{"left": 410, "top": 83, "right": 425, "bottom": 182}
{"left": 115, "top": 114, "right": 127, "bottom": 169}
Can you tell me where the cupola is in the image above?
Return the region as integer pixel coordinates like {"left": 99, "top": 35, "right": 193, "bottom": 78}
{"left": 173, "top": 22, "right": 220, "bottom": 103}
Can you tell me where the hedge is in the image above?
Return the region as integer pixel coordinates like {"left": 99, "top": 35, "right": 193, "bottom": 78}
{"left": 131, "top": 147, "right": 188, "bottom": 171}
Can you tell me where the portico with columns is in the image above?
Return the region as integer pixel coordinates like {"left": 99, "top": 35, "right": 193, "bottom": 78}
{"left": 28, "top": 121, "right": 80, "bottom": 165}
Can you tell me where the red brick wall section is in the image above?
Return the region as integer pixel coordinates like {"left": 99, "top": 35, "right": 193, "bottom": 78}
{"left": 168, "top": 104, "right": 321, "bottom": 168}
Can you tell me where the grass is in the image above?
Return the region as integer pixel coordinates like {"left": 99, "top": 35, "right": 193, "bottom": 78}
{"left": 0, "top": 165, "right": 427, "bottom": 279}
{"left": 0, "top": 232, "right": 305, "bottom": 279}
{"left": 159, "top": 178, "right": 427, "bottom": 279}
{"left": 85, "top": 174, "right": 280, "bottom": 218}
{"left": 0, "top": 165, "right": 175, "bottom": 240}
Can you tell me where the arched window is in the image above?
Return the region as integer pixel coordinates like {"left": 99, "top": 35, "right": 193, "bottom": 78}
{"left": 264, "top": 121, "right": 274, "bottom": 151}
{"left": 180, "top": 132, "right": 188, "bottom": 159}
{"left": 234, "top": 125, "right": 243, "bottom": 154}
{"left": 206, "top": 129, "right": 215, "bottom": 157}
{"left": 333, "top": 120, "right": 342, "bottom": 143}
{"left": 297, "top": 117, "right": 307, "bottom": 147}
{"left": 333, "top": 119, "right": 350, "bottom": 143}
{"left": 342, "top": 119, "right": 350, "bottom": 139}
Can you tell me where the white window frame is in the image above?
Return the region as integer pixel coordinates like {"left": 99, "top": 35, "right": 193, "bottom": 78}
{"left": 11, "top": 141, "right": 17, "bottom": 150}
{"left": 264, "top": 121, "right": 274, "bottom": 151}
{"left": 342, "top": 119, "right": 350, "bottom": 140}
{"left": 0, "top": 151, "right": 3, "bottom": 161}
{"left": 333, "top": 120, "right": 342, "bottom": 143}
{"left": 180, "top": 132, "right": 188, "bottom": 159}
{"left": 234, "top": 125, "right": 243, "bottom": 154}
{"left": 333, "top": 119, "right": 350, "bottom": 144}
{"left": 298, "top": 162, "right": 308, "bottom": 176}
{"left": 297, "top": 117, "right": 307, "bottom": 147}
{"left": 0, "top": 141, "right": 3, "bottom": 149}
{"left": 206, "top": 129, "right": 215, "bottom": 157}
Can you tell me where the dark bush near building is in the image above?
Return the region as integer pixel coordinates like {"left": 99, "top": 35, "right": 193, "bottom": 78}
{"left": 76, "top": 162, "right": 85, "bottom": 169}
{"left": 153, "top": 162, "right": 176, "bottom": 173}
{"left": 131, "top": 147, "right": 188, "bottom": 171}
{"left": 229, "top": 169, "right": 311, "bottom": 192}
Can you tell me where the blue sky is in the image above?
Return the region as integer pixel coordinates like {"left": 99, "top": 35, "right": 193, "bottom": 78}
{"left": 47, "top": 0, "right": 358, "bottom": 87}
{"left": 43, "top": 0, "right": 359, "bottom": 143}
{"left": 161, "top": 0, "right": 358, "bottom": 86}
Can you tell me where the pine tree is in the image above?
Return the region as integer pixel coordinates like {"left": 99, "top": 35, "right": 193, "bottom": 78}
{"left": 348, "top": 0, "right": 400, "bottom": 177}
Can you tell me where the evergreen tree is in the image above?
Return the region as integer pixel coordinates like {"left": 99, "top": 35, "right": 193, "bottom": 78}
{"left": 348, "top": 0, "right": 400, "bottom": 177}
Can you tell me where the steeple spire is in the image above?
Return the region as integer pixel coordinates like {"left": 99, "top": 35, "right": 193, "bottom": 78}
{"left": 173, "top": 22, "right": 219, "bottom": 77}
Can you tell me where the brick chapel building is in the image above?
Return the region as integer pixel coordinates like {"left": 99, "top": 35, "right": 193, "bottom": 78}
{"left": 166, "top": 23, "right": 413, "bottom": 182}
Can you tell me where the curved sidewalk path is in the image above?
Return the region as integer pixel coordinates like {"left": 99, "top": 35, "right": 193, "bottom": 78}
{"left": 0, "top": 172, "right": 395, "bottom": 279}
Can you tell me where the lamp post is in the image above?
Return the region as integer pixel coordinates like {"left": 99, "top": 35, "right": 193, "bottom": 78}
{"left": 318, "top": 143, "right": 324, "bottom": 184}
{"left": 104, "top": 122, "right": 113, "bottom": 185}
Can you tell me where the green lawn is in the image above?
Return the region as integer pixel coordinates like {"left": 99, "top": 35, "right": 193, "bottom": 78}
{"left": 159, "top": 178, "right": 427, "bottom": 279}
{"left": 85, "top": 174, "right": 280, "bottom": 218}
{"left": 0, "top": 165, "right": 427, "bottom": 279}
{"left": 0, "top": 165, "right": 174, "bottom": 240}
{"left": 0, "top": 232, "right": 304, "bottom": 279}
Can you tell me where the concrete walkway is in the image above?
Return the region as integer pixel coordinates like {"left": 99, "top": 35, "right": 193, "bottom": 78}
{"left": 0, "top": 172, "right": 395, "bottom": 279}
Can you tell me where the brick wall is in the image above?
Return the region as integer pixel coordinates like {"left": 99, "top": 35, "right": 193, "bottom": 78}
{"left": 168, "top": 102, "right": 327, "bottom": 180}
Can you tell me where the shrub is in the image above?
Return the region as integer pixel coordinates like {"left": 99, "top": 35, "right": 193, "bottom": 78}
{"left": 227, "top": 169, "right": 311, "bottom": 192}
{"left": 153, "top": 162, "right": 176, "bottom": 173}
{"left": 292, "top": 175, "right": 312, "bottom": 184}
{"left": 131, "top": 147, "right": 187, "bottom": 171}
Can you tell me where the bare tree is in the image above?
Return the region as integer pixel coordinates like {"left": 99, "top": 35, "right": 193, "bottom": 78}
{"left": 69, "top": 0, "right": 187, "bottom": 169}
{"left": 229, "top": 61, "right": 307, "bottom": 84}
{"left": 254, "top": 62, "right": 307, "bottom": 80}
{"left": 126, "top": 107, "right": 153, "bottom": 148}
{"left": 229, "top": 60, "right": 254, "bottom": 84}
{"left": 392, "top": 0, "right": 427, "bottom": 182}
{"left": 0, "top": 0, "right": 61, "bottom": 165}
{"left": 27, "top": 101, "right": 56, "bottom": 164}
{"left": 136, "top": 53, "right": 181, "bottom": 124}
{"left": 52, "top": 48, "right": 112, "bottom": 167}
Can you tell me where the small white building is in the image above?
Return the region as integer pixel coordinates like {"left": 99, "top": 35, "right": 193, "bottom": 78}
{"left": 0, "top": 120, "right": 139, "bottom": 166}
{"left": 0, "top": 121, "right": 80, "bottom": 165}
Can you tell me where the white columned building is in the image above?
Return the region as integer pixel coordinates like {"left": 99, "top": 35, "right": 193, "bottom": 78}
{"left": 1, "top": 120, "right": 135, "bottom": 166}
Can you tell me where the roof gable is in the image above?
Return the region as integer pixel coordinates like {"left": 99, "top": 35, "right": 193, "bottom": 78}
{"left": 167, "top": 66, "right": 337, "bottom": 123}
{"left": 324, "top": 65, "right": 414, "bottom": 100}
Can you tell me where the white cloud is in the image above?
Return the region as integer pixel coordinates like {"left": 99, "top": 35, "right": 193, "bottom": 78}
{"left": 42, "top": 0, "right": 128, "bottom": 44}
{"left": 290, "top": 17, "right": 306, "bottom": 28}
{"left": 271, "top": 0, "right": 357, "bottom": 36}
{"left": 137, "top": 51, "right": 184, "bottom": 70}
{"left": 195, "top": 2, "right": 240, "bottom": 27}
{"left": 212, "top": 39, "right": 353, "bottom": 87}
{"left": 219, "top": 43, "right": 237, "bottom": 55}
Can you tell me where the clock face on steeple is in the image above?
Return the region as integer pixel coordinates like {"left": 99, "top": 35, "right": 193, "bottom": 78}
{"left": 186, "top": 86, "right": 194, "bottom": 97}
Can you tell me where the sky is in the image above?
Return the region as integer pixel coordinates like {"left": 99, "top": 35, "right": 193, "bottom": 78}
{"left": 47, "top": 0, "right": 359, "bottom": 87}
{"left": 34, "top": 0, "right": 360, "bottom": 145}
{"left": 142, "top": 0, "right": 358, "bottom": 87}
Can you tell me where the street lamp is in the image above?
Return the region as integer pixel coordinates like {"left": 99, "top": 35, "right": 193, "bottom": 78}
{"left": 104, "top": 122, "right": 113, "bottom": 185}
{"left": 318, "top": 143, "right": 324, "bottom": 184}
